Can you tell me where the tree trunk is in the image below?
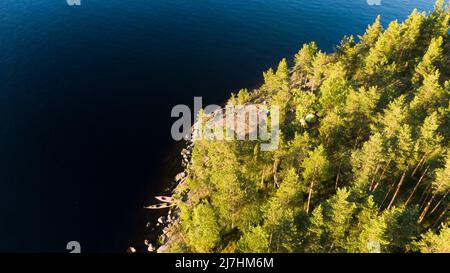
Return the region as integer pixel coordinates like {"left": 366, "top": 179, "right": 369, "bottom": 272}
{"left": 231, "top": 199, "right": 235, "bottom": 229}
{"left": 273, "top": 159, "right": 279, "bottom": 188}
{"left": 419, "top": 183, "right": 433, "bottom": 210}
{"left": 335, "top": 161, "right": 342, "bottom": 190}
{"left": 380, "top": 180, "right": 395, "bottom": 209}
{"left": 429, "top": 188, "right": 450, "bottom": 216}
{"left": 411, "top": 154, "right": 426, "bottom": 178}
{"left": 369, "top": 164, "right": 381, "bottom": 191}
{"left": 431, "top": 202, "right": 450, "bottom": 228}
{"left": 306, "top": 180, "right": 315, "bottom": 214}
{"left": 387, "top": 170, "right": 407, "bottom": 210}
{"left": 260, "top": 168, "right": 266, "bottom": 188}
{"left": 418, "top": 188, "right": 440, "bottom": 224}
{"left": 405, "top": 166, "right": 429, "bottom": 206}
{"left": 373, "top": 160, "right": 391, "bottom": 192}
{"left": 268, "top": 232, "right": 273, "bottom": 251}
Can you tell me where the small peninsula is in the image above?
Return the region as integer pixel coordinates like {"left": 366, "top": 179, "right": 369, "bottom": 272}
{"left": 154, "top": 2, "right": 450, "bottom": 253}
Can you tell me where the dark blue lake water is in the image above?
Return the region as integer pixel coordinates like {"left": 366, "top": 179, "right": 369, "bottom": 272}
{"left": 0, "top": 0, "right": 435, "bottom": 252}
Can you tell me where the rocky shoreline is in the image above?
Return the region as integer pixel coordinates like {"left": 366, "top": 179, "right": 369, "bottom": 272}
{"left": 154, "top": 140, "right": 193, "bottom": 253}
{"left": 142, "top": 137, "right": 194, "bottom": 253}
{"left": 147, "top": 108, "right": 231, "bottom": 253}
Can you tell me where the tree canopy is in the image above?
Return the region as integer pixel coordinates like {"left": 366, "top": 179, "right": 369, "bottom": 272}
{"left": 163, "top": 3, "right": 450, "bottom": 253}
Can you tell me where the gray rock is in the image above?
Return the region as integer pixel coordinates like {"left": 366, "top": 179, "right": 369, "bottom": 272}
{"left": 127, "top": 247, "right": 136, "bottom": 253}
{"left": 181, "top": 148, "right": 191, "bottom": 156}
{"left": 157, "top": 216, "right": 166, "bottom": 224}
{"left": 147, "top": 244, "right": 155, "bottom": 252}
{"left": 175, "top": 172, "right": 186, "bottom": 182}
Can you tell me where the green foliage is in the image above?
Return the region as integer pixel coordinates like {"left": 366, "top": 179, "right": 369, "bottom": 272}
{"left": 262, "top": 197, "right": 298, "bottom": 252}
{"left": 293, "top": 42, "right": 318, "bottom": 86}
{"left": 410, "top": 223, "right": 450, "bottom": 253}
{"left": 413, "top": 36, "right": 443, "bottom": 84}
{"left": 236, "top": 226, "right": 269, "bottom": 253}
{"left": 383, "top": 206, "right": 420, "bottom": 252}
{"left": 358, "top": 15, "right": 383, "bottom": 50}
{"left": 275, "top": 168, "right": 303, "bottom": 207}
{"left": 347, "top": 197, "right": 387, "bottom": 253}
{"left": 302, "top": 146, "right": 331, "bottom": 184}
{"left": 303, "top": 205, "right": 326, "bottom": 252}
{"left": 321, "top": 188, "right": 356, "bottom": 251}
{"left": 364, "top": 20, "right": 402, "bottom": 78}
{"left": 187, "top": 202, "right": 221, "bottom": 252}
{"left": 351, "top": 133, "right": 387, "bottom": 190}
{"left": 318, "top": 62, "right": 351, "bottom": 114}
{"left": 433, "top": 151, "right": 450, "bottom": 194}
{"left": 301, "top": 145, "right": 332, "bottom": 213}
{"left": 164, "top": 4, "right": 450, "bottom": 253}
{"left": 344, "top": 86, "right": 379, "bottom": 144}
{"left": 293, "top": 90, "right": 317, "bottom": 125}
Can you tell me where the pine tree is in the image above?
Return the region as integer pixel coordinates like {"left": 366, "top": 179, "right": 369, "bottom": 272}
{"left": 410, "top": 223, "right": 450, "bottom": 253}
{"left": 398, "top": 9, "right": 426, "bottom": 65}
{"left": 303, "top": 205, "right": 326, "bottom": 252}
{"left": 383, "top": 206, "right": 420, "bottom": 252}
{"left": 271, "top": 58, "right": 292, "bottom": 122}
{"left": 344, "top": 86, "right": 380, "bottom": 144}
{"left": 187, "top": 202, "right": 221, "bottom": 252}
{"left": 281, "top": 132, "right": 311, "bottom": 171}
{"left": 236, "top": 226, "right": 270, "bottom": 253}
{"left": 302, "top": 145, "right": 331, "bottom": 214}
{"left": 364, "top": 20, "right": 402, "bottom": 80}
{"left": 384, "top": 124, "right": 416, "bottom": 210}
{"left": 307, "top": 51, "right": 329, "bottom": 92}
{"left": 431, "top": 0, "right": 450, "bottom": 38}
{"left": 409, "top": 111, "right": 443, "bottom": 181}
{"left": 418, "top": 151, "right": 450, "bottom": 224}
{"left": 262, "top": 197, "right": 297, "bottom": 252}
{"left": 347, "top": 197, "right": 387, "bottom": 253}
{"left": 415, "top": 112, "right": 444, "bottom": 161}
{"left": 351, "top": 133, "right": 387, "bottom": 191}
{"left": 236, "top": 88, "right": 251, "bottom": 104}
{"left": 410, "top": 69, "right": 447, "bottom": 122}
{"left": 318, "top": 110, "right": 346, "bottom": 150}
{"left": 263, "top": 67, "right": 277, "bottom": 92}
{"left": 337, "top": 35, "right": 358, "bottom": 75}
{"left": 208, "top": 142, "right": 259, "bottom": 230}
{"left": 357, "top": 15, "right": 383, "bottom": 51}
{"left": 413, "top": 36, "right": 444, "bottom": 84}
{"left": 379, "top": 95, "right": 408, "bottom": 139}
{"left": 276, "top": 168, "right": 302, "bottom": 207}
{"left": 322, "top": 188, "right": 356, "bottom": 252}
{"left": 318, "top": 62, "right": 351, "bottom": 114}
{"left": 293, "top": 42, "right": 318, "bottom": 86}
